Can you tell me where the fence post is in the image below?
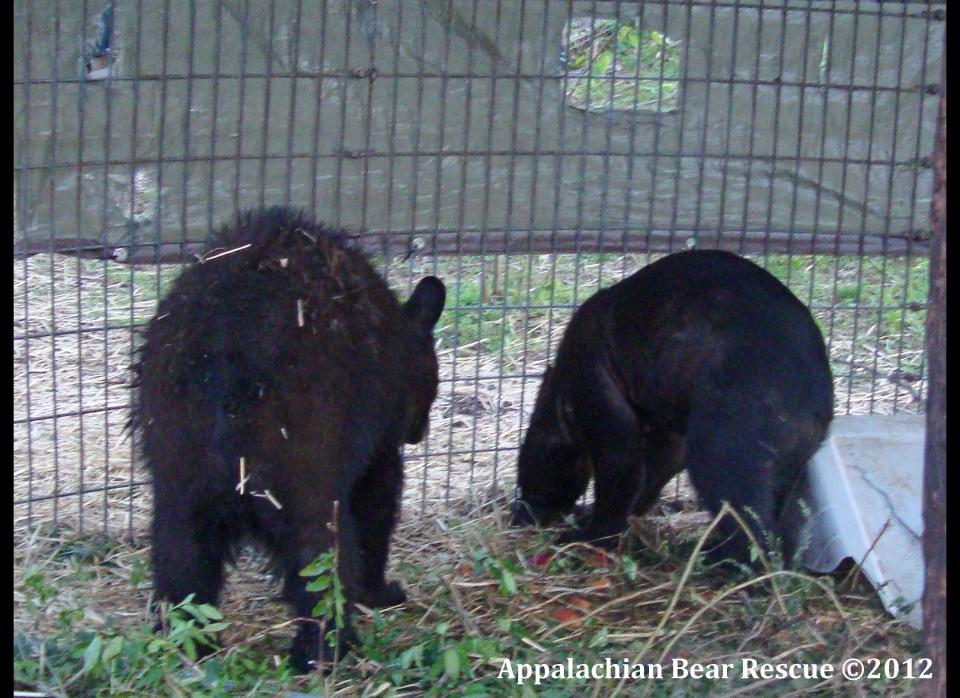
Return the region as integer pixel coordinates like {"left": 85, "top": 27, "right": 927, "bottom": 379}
{"left": 921, "top": 61, "right": 946, "bottom": 697}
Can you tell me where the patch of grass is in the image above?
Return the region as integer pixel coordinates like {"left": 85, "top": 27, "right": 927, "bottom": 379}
{"left": 15, "top": 500, "right": 924, "bottom": 696}
{"left": 104, "top": 264, "right": 183, "bottom": 307}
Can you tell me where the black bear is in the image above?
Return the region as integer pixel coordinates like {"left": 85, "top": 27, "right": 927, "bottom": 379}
{"left": 512, "top": 249, "right": 833, "bottom": 569}
{"left": 131, "top": 207, "right": 445, "bottom": 672}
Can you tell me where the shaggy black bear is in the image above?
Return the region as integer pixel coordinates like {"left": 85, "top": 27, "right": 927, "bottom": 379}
{"left": 131, "top": 207, "right": 445, "bottom": 672}
{"left": 512, "top": 249, "right": 833, "bottom": 568}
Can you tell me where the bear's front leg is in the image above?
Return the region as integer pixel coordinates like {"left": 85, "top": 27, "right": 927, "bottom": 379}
{"left": 351, "top": 447, "right": 407, "bottom": 608}
{"left": 555, "top": 364, "right": 645, "bottom": 549}
{"left": 556, "top": 453, "right": 641, "bottom": 549}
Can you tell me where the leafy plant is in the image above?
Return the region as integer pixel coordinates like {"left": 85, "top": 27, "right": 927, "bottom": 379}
{"left": 470, "top": 546, "right": 524, "bottom": 597}
{"left": 299, "top": 549, "right": 348, "bottom": 650}
{"left": 14, "top": 596, "right": 252, "bottom": 697}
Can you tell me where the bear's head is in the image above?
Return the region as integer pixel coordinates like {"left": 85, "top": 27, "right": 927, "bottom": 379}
{"left": 512, "top": 365, "right": 592, "bottom": 526}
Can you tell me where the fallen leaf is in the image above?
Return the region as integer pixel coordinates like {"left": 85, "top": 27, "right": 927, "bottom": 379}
{"left": 568, "top": 596, "right": 592, "bottom": 610}
{"left": 587, "top": 550, "right": 615, "bottom": 568}
{"left": 529, "top": 552, "right": 554, "bottom": 567}
{"left": 554, "top": 608, "right": 583, "bottom": 623}
{"left": 588, "top": 577, "right": 612, "bottom": 589}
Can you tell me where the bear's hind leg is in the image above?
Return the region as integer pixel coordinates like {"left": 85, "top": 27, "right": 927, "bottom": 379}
{"left": 772, "top": 453, "right": 814, "bottom": 569}
{"left": 285, "top": 567, "right": 358, "bottom": 674}
{"left": 284, "top": 542, "right": 359, "bottom": 674}
{"left": 285, "top": 498, "right": 367, "bottom": 674}
{"left": 683, "top": 407, "right": 780, "bottom": 570}
{"left": 151, "top": 500, "right": 227, "bottom": 609}
{"left": 150, "top": 500, "right": 228, "bottom": 658}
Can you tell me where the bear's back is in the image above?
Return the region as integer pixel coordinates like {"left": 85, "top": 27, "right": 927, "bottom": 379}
{"left": 133, "top": 208, "right": 411, "bottom": 488}
{"left": 142, "top": 207, "right": 404, "bottom": 397}
{"left": 568, "top": 250, "right": 833, "bottom": 424}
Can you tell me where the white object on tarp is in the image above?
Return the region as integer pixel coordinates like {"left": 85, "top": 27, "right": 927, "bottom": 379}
{"left": 801, "top": 414, "right": 926, "bottom": 629}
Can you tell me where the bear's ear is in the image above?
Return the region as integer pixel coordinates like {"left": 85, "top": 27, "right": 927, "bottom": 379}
{"left": 404, "top": 276, "right": 446, "bottom": 333}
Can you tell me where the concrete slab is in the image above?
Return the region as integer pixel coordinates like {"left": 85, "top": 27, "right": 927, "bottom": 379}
{"left": 801, "top": 415, "right": 926, "bottom": 629}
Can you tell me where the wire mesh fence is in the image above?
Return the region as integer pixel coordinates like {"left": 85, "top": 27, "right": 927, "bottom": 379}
{"left": 13, "top": 0, "right": 944, "bottom": 539}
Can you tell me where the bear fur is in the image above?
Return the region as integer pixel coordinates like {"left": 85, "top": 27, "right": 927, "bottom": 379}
{"left": 131, "top": 207, "right": 445, "bottom": 672}
{"left": 512, "top": 249, "right": 833, "bottom": 568}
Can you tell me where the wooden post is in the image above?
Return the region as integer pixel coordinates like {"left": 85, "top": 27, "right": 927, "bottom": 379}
{"left": 921, "top": 64, "right": 946, "bottom": 697}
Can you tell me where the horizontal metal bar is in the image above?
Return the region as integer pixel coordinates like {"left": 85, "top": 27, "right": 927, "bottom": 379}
{"left": 12, "top": 73, "right": 935, "bottom": 94}
{"left": 14, "top": 403, "right": 130, "bottom": 425}
{"left": 39, "top": 229, "right": 922, "bottom": 265}
{"left": 13, "top": 151, "right": 931, "bottom": 173}
{"left": 13, "top": 322, "right": 146, "bottom": 342}
{"left": 13, "top": 479, "right": 149, "bottom": 506}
